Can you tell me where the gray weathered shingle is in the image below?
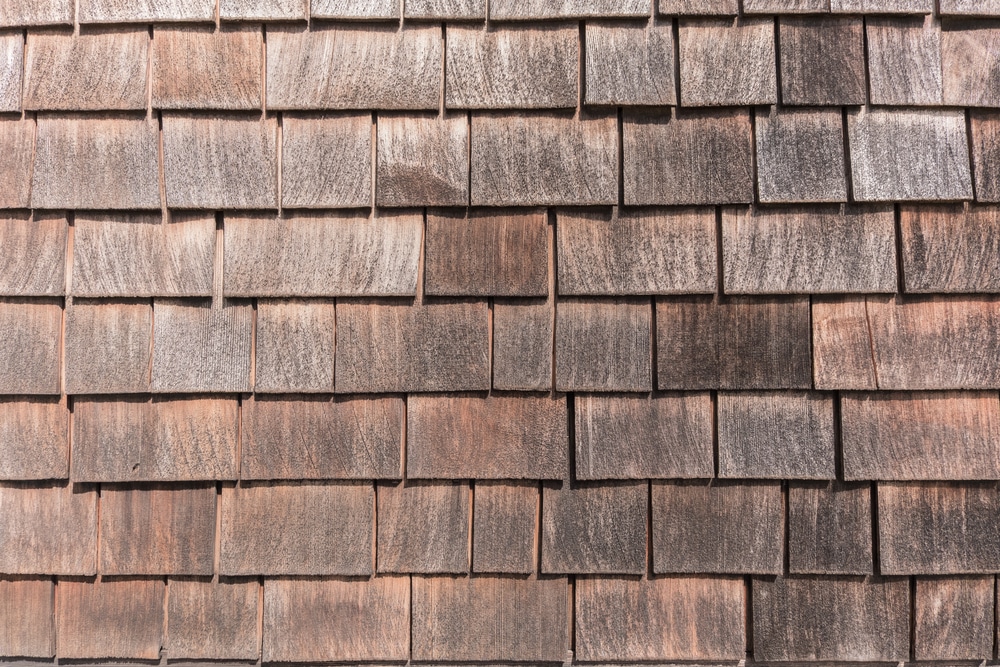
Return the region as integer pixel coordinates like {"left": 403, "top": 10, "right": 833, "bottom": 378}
{"left": 679, "top": 19, "right": 776, "bottom": 107}
{"left": 0, "top": 213, "right": 66, "bottom": 296}
{"left": 281, "top": 114, "right": 372, "bottom": 208}
{"left": 376, "top": 113, "right": 469, "bottom": 207}
{"left": 942, "top": 26, "right": 1000, "bottom": 107}
{"left": 0, "top": 30, "right": 21, "bottom": 112}
{"left": 584, "top": 20, "right": 675, "bottom": 106}
{"left": 756, "top": 107, "right": 846, "bottom": 203}
{"left": 866, "top": 17, "right": 943, "bottom": 106}
{"left": 779, "top": 17, "right": 866, "bottom": 106}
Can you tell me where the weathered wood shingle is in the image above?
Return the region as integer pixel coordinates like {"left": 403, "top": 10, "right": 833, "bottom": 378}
{"left": 779, "top": 17, "right": 866, "bottom": 105}
{"left": 755, "top": 107, "right": 847, "bottom": 203}
{"left": 64, "top": 300, "right": 151, "bottom": 394}
{"left": 166, "top": 580, "right": 260, "bottom": 661}
{"left": 406, "top": 0, "right": 485, "bottom": 18}
{"left": 492, "top": 299, "right": 552, "bottom": 390}
{"left": 0, "top": 31, "right": 22, "bottom": 112}
{"left": 490, "top": 0, "right": 648, "bottom": 19}
{"left": 811, "top": 297, "right": 878, "bottom": 389}
{"left": 0, "top": 0, "right": 72, "bottom": 26}
{"left": 972, "top": 111, "right": 1000, "bottom": 202}
{"left": 220, "top": 0, "right": 307, "bottom": 19}
{"left": 788, "top": 481, "right": 873, "bottom": 574}
{"left": 78, "top": 0, "right": 215, "bottom": 22}
{"left": 0, "top": 119, "right": 33, "bottom": 208}
{"left": 376, "top": 113, "right": 469, "bottom": 207}
{"left": 0, "top": 579, "right": 55, "bottom": 658}
{"left": 0, "top": 398, "right": 67, "bottom": 480}
{"left": 281, "top": 114, "right": 372, "bottom": 208}
{"left": 914, "top": 576, "right": 994, "bottom": 659}
{"left": 0, "top": 213, "right": 66, "bottom": 296}
{"left": 900, "top": 205, "right": 1000, "bottom": 292}
{"left": 56, "top": 580, "right": 164, "bottom": 660}
{"left": 311, "top": 0, "right": 398, "bottom": 18}
{"left": 0, "top": 299, "right": 62, "bottom": 395}
{"left": 584, "top": 21, "right": 675, "bottom": 106}
{"left": 678, "top": 18, "right": 776, "bottom": 106}
{"left": 254, "top": 299, "right": 335, "bottom": 392}
{"left": 377, "top": 481, "right": 470, "bottom": 573}
{"left": 555, "top": 298, "right": 652, "bottom": 392}
{"left": 472, "top": 482, "right": 537, "bottom": 573}
{"left": 866, "top": 17, "right": 943, "bottom": 106}
{"left": 942, "top": 26, "right": 1000, "bottom": 107}
{"left": 0, "top": 482, "right": 97, "bottom": 575}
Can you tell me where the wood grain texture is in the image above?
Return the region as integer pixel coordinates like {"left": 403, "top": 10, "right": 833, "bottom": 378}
{"left": 678, "top": 18, "right": 776, "bottom": 106}
{"left": 624, "top": 109, "right": 753, "bottom": 205}
{"left": 64, "top": 301, "right": 151, "bottom": 394}
{"left": 255, "top": 299, "right": 334, "bottom": 392}
{"left": 219, "top": 481, "right": 373, "bottom": 575}
{"left": 558, "top": 208, "right": 716, "bottom": 295}
{"left": 472, "top": 481, "right": 537, "bottom": 573}
{"left": 744, "top": 0, "right": 827, "bottom": 10}
{"left": 915, "top": 576, "right": 993, "bottom": 659}
{"left": 491, "top": 0, "right": 648, "bottom": 18}
{"left": 335, "top": 301, "right": 490, "bottom": 393}
{"left": 407, "top": 394, "right": 568, "bottom": 480}
{"left": 376, "top": 113, "right": 468, "bottom": 206}
{"left": 425, "top": 209, "right": 548, "bottom": 296}
{"left": 867, "top": 17, "right": 942, "bottom": 105}
{"left": 492, "top": 299, "right": 552, "bottom": 391}
{"left": 162, "top": 115, "right": 277, "bottom": 209}
{"left": 73, "top": 213, "right": 214, "bottom": 297}
{"left": 0, "top": 119, "right": 33, "bottom": 208}
{"left": 755, "top": 108, "right": 846, "bottom": 203}
{"left": 811, "top": 296, "right": 877, "bottom": 389}
{"left": 263, "top": 577, "right": 409, "bottom": 662}
{"left": 0, "top": 213, "right": 66, "bottom": 296}
{"left": 584, "top": 20, "right": 675, "bottom": 106}
{"left": 659, "top": 0, "right": 737, "bottom": 13}
{"left": 0, "top": 299, "right": 61, "bottom": 395}
{"left": 0, "top": 482, "right": 96, "bottom": 575}
{"left": 0, "top": 30, "right": 21, "bottom": 112}
{"left": 0, "top": 397, "right": 67, "bottom": 480}
{"left": 848, "top": 108, "right": 972, "bottom": 201}
{"left": 471, "top": 112, "right": 617, "bottom": 206}
{"left": 411, "top": 575, "right": 567, "bottom": 661}
{"left": 220, "top": 0, "right": 307, "bottom": 19}
{"left": 152, "top": 25, "right": 261, "bottom": 109}
{"left": 942, "top": 26, "right": 1000, "bottom": 107}
{"left": 779, "top": 17, "right": 865, "bottom": 105}
{"left": 575, "top": 393, "right": 713, "bottom": 480}
{"left": 267, "top": 24, "right": 439, "bottom": 109}
{"left": 753, "top": 576, "right": 910, "bottom": 661}
{"left": 445, "top": 24, "right": 577, "bottom": 109}
{"left": 23, "top": 29, "right": 147, "bottom": 110}
{"left": 281, "top": 114, "right": 371, "bottom": 208}
{"left": 789, "top": 481, "right": 873, "bottom": 574}
{"left": 242, "top": 395, "right": 402, "bottom": 480}
{"left": 723, "top": 205, "right": 896, "bottom": 293}
{"left": 377, "top": 481, "right": 470, "bottom": 573}
{"left": 224, "top": 212, "right": 421, "bottom": 297}
{"left": 842, "top": 392, "right": 1000, "bottom": 480}
{"left": 166, "top": 580, "right": 259, "bottom": 661}
{"left": 0, "top": 579, "right": 54, "bottom": 658}
{"left": 941, "top": 0, "right": 1000, "bottom": 14}
{"left": 652, "top": 480, "right": 783, "bottom": 574}
{"left": 56, "top": 579, "right": 164, "bottom": 659}
{"left": 151, "top": 300, "right": 253, "bottom": 393}
{"left": 972, "top": 112, "right": 1000, "bottom": 202}
{"left": 718, "top": 391, "right": 835, "bottom": 479}
{"left": 575, "top": 576, "right": 745, "bottom": 661}
{"left": 78, "top": 0, "right": 215, "bottom": 22}
{"left": 541, "top": 482, "right": 646, "bottom": 574}
{"left": 0, "top": 0, "right": 72, "bottom": 26}
{"left": 99, "top": 484, "right": 216, "bottom": 575}
{"left": 831, "top": 0, "right": 933, "bottom": 10}
{"left": 311, "top": 0, "right": 398, "bottom": 18}
{"left": 72, "top": 396, "right": 238, "bottom": 482}
{"left": 31, "top": 118, "right": 160, "bottom": 209}
{"left": 556, "top": 299, "right": 651, "bottom": 392}
{"left": 405, "top": 0, "right": 485, "bottom": 18}
{"left": 901, "top": 205, "right": 1000, "bottom": 292}
{"left": 879, "top": 482, "right": 1000, "bottom": 574}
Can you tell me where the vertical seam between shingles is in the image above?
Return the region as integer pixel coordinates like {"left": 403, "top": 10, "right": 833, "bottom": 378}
{"left": 773, "top": 17, "right": 782, "bottom": 105}
{"left": 161, "top": 576, "right": 169, "bottom": 660}
{"left": 549, "top": 208, "right": 557, "bottom": 393}
{"left": 276, "top": 113, "right": 282, "bottom": 216}
{"left": 146, "top": 26, "right": 153, "bottom": 119}
{"left": 256, "top": 575, "right": 264, "bottom": 663}
{"left": 213, "top": 482, "right": 222, "bottom": 579}
{"left": 440, "top": 23, "right": 446, "bottom": 116}
{"left": 909, "top": 575, "right": 916, "bottom": 661}
{"left": 261, "top": 24, "right": 267, "bottom": 119}
{"left": 965, "top": 108, "right": 978, "bottom": 200}
{"left": 578, "top": 21, "right": 585, "bottom": 114}
{"left": 745, "top": 574, "right": 754, "bottom": 659}
{"left": 467, "top": 480, "right": 474, "bottom": 572}
{"left": 671, "top": 17, "right": 681, "bottom": 107}
{"left": 862, "top": 296, "right": 879, "bottom": 390}
{"left": 871, "top": 481, "right": 881, "bottom": 575}
{"left": 157, "top": 111, "right": 167, "bottom": 217}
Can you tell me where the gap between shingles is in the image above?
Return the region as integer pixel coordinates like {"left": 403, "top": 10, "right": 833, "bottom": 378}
{"left": 862, "top": 296, "right": 880, "bottom": 391}
{"left": 548, "top": 208, "right": 557, "bottom": 394}
{"left": 146, "top": 26, "right": 153, "bottom": 120}
{"left": 467, "top": 480, "right": 474, "bottom": 573}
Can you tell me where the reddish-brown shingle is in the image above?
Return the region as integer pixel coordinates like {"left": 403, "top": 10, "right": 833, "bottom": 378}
{"left": 555, "top": 298, "right": 652, "bottom": 392}
{"left": 0, "top": 213, "right": 66, "bottom": 296}
{"left": 0, "top": 578, "right": 54, "bottom": 658}
{"left": 56, "top": 579, "right": 164, "bottom": 660}
{"left": 0, "top": 299, "right": 62, "bottom": 395}
{"left": 0, "top": 483, "right": 97, "bottom": 575}
{"left": 377, "top": 481, "right": 470, "bottom": 573}
{"left": 914, "top": 576, "right": 994, "bottom": 659}
{"left": 472, "top": 481, "right": 538, "bottom": 573}
{"left": 0, "top": 397, "right": 67, "bottom": 480}
{"left": 166, "top": 580, "right": 260, "bottom": 661}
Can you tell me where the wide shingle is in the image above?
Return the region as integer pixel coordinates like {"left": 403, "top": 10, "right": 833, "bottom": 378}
{"left": 555, "top": 298, "right": 651, "bottom": 392}
{"left": 377, "top": 481, "right": 470, "bottom": 573}
{"left": 942, "top": 26, "right": 1000, "bottom": 107}
{"left": 56, "top": 580, "right": 164, "bottom": 660}
{"left": 0, "top": 579, "right": 54, "bottom": 658}
{"left": 281, "top": 114, "right": 372, "bottom": 208}
{"left": 0, "top": 482, "right": 97, "bottom": 575}
{"left": 941, "top": 0, "right": 1000, "bottom": 14}
{"left": 472, "top": 482, "right": 537, "bottom": 573}
{"left": 788, "top": 481, "right": 873, "bottom": 574}
{"left": 166, "top": 580, "right": 260, "bottom": 661}
{"left": 744, "top": 0, "right": 828, "bottom": 10}
{"left": 779, "top": 17, "right": 866, "bottom": 106}
{"left": 490, "top": 0, "right": 648, "bottom": 19}
{"left": 866, "top": 17, "right": 943, "bottom": 106}
{"left": 972, "top": 112, "right": 1000, "bottom": 202}
{"left": 831, "top": 0, "right": 933, "bottom": 10}
{"left": 0, "top": 119, "right": 33, "bottom": 208}
{"left": 0, "top": 213, "right": 66, "bottom": 296}
{"left": 584, "top": 20, "right": 674, "bottom": 106}
{"left": 678, "top": 18, "right": 776, "bottom": 106}
{"left": 0, "top": 0, "right": 72, "bottom": 26}
{"left": 311, "top": 0, "right": 398, "bottom": 18}
{"left": 376, "top": 113, "right": 469, "bottom": 207}
{"left": 255, "top": 299, "right": 334, "bottom": 392}
{"left": 492, "top": 300, "right": 552, "bottom": 390}
{"left": 0, "top": 398, "right": 67, "bottom": 480}
{"left": 914, "top": 577, "right": 994, "bottom": 660}
{"left": 405, "top": 0, "right": 485, "bottom": 18}
{"left": 755, "top": 107, "right": 847, "bottom": 203}
{"left": 659, "top": 0, "right": 738, "bottom": 13}
{"left": 0, "top": 299, "right": 61, "bottom": 395}
{"left": 64, "top": 300, "right": 152, "bottom": 394}
{"left": 0, "top": 30, "right": 21, "bottom": 112}
{"left": 220, "top": 0, "right": 307, "bottom": 19}
{"left": 78, "top": 0, "right": 215, "bottom": 22}
{"left": 900, "top": 205, "right": 1000, "bottom": 292}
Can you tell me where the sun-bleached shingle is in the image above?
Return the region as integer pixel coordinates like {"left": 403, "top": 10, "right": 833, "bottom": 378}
{"left": 584, "top": 20, "right": 675, "bottom": 106}
{"left": 942, "top": 26, "right": 1000, "bottom": 107}
{"left": 0, "top": 397, "right": 67, "bottom": 480}
{"left": 0, "top": 119, "right": 33, "bottom": 209}
{"left": 0, "top": 31, "right": 21, "bottom": 112}
{"left": 78, "top": 0, "right": 215, "bottom": 23}
{"left": 0, "top": 299, "right": 62, "bottom": 395}
{"left": 0, "top": 0, "right": 72, "bottom": 26}
{"left": 311, "top": 0, "right": 398, "bottom": 18}
{"left": 0, "top": 482, "right": 97, "bottom": 575}
{"left": 678, "top": 18, "right": 776, "bottom": 106}
{"left": 490, "top": 0, "right": 648, "bottom": 19}
{"left": 0, "top": 213, "right": 66, "bottom": 296}
{"left": 64, "top": 300, "right": 151, "bottom": 394}
{"left": 220, "top": 0, "right": 307, "bottom": 19}
{"left": 376, "top": 113, "right": 469, "bottom": 207}
{"left": 281, "top": 114, "right": 372, "bottom": 208}
{"left": 866, "top": 17, "right": 942, "bottom": 106}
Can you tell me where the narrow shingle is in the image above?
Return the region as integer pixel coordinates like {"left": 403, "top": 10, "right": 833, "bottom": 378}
{"left": 492, "top": 299, "right": 552, "bottom": 391}
{"left": 788, "top": 481, "right": 873, "bottom": 575}
{"left": 0, "top": 579, "right": 54, "bottom": 658}
{"left": 0, "top": 119, "right": 33, "bottom": 209}
{"left": 472, "top": 482, "right": 537, "bottom": 573}
{"left": 972, "top": 112, "right": 1000, "bottom": 202}
{"left": 0, "top": 30, "right": 21, "bottom": 112}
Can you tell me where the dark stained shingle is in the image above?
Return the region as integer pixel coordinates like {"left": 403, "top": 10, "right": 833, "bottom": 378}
{"left": 377, "top": 481, "right": 470, "bottom": 573}
{"left": 755, "top": 107, "right": 847, "bottom": 203}
{"left": 678, "top": 18, "right": 776, "bottom": 106}
{"left": 56, "top": 580, "right": 164, "bottom": 660}
{"left": 472, "top": 481, "right": 537, "bottom": 573}
{"left": 778, "top": 17, "right": 866, "bottom": 106}
{"left": 866, "top": 17, "right": 943, "bottom": 106}
{"left": 584, "top": 20, "right": 675, "bottom": 106}
{"left": 376, "top": 113, "right": 469, "bottom": 207}
{"left": 899, "top": 205, "right": 1000, "bottom": 292}
{"left": 254, "top": 299, "right": 334, "bottom": 392}
{"left": 0, "top": 482, "right": 97, "bottom": 575}
{"left": 0, "top": 397, "right": 67, "bottom": 480}
{"left": 64, "top": 300, "right": 151, "bottom": 394}
{"left": 166, "top": 580, "right": 260, "bottom": 661}
{"left": 0, "top": 299, "right": 61, "bottom": 395}
{"left": 914, "top": 576, "right": 994, "bottom": 659}
{"left": 0, "top": 579, "right": 54, "bottom": 658}
{"left": 492, "top": 299, "right": 553, "bottom": 390}
{"left": 555, "top": 298, "right": 652, "bottom": 392}
{"left": 281, "top": 114, "right": 372, "bottom": 208}
{"left": 788, "top": 481, "right": 873, "bottom": 574}
{"left": 0, "top": 213, "right": 66, "bottom": 296}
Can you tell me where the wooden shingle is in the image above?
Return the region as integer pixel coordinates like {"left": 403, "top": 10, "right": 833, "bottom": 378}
{"left": 376, "top": 113, "right": 469, "bottom": 207}
{"left": 281, "top": 114, "right": 372, "bottom": 208}
{"left": 789, "top": 481, "right": 873, "bottom": 575}
{"left": 941, "top": 0, "right": 1000, "bottom": 13}
{"left": 575, "top": 393, "right": 714, "bottom": 480}
{"left": 755, "top": 107, "right": 847, "bottom": 203}
{"left": 659, "top": 0, "right": 738, "bottom": 13}
{"left": 407, "top": 394, "right": 568, "bottom": 480}
{"left": 242, "top": 395, "right": 402, "bottom": 480}
{"left": 490, "top": 0, "right": 648, "bottom": 19}
{"left": 0, "top": 397, "right": 67, "bottom": 480}
{"left": 678, "top": 18, "right": 776, "bottom": 106}
{"left": 942, "top": 26, "right": 1000, "bottom": 107}
{"left": 254, "top": 299, "right": 334, "bottom": 392}
{"left": 575, "top": 576, "right": 745, "bottom": 661}
{"left": 866, "top": 17, "right": 942, "bottom": 106}
{"left": 0, "top": 299, "right": 61, "bottom": 395}
{"left": 23, "top": 30, "right": 147, "bottom": 110}
{"left": 584, "top": 20, "right": 675, "bottom": 106}
{"left": 0, "top": 482, "right": 97, "bottom": 575}
{"left": 0, "top": 0, "right": 72, "bottom": 26}
{"left": 811, "top": 297, "right": 878, "bottom": 390}
{"left": 406, "top": 0, "right": 485, "bottom": 18}
{"left": 311, "top": 0, "right": 398, "bottom": 18}
{"left": 99, "top": 484, "right": 216, "bottom": 575}
{"left": 972, "top": 112, "right": 1000, "bottom": 202}
{"left": 915, "top": 576, "right": 993, "bottom": 659}
{"left": 220, "top": 0, "right": 307, "bottom": 19}
{"left": 472, "top": 481, "right": 537, "bottom": 573}
{"left": 900, "top": 205, "right": 1000, "bottom": 292}
{"left": 64, "top": 301, "right": 151, "bottom": 394}
{"left": 0, "top": 119, "right": 33, "bottom": 208}
{"left": 831, "top": 0, "right": 933, "bottom": 10}
{"left": 555, "top": 298, "right": 651, "bottom": 392}
{"left": 778, "top": 17, "right": 866, "bottom": 106}
{"left": 166, "top": 580, "right": 259, "bottom": 661}
{"left": 0, "top": 213, "right": 66, "bottom": 296}
{"left": 56, "top": 579, "right": 164, "bottom": 660}
{"left": 377, "top": 481, "right": 470, "bottom": 573}
{"left": 0, "top": 579, "right": 54, "bottom": 658}
{"left": 744, "top": 0, "right": 828, "bottom": 10}
{"left": 78, "top": 0, "right": 215, "bottom": 22}
{"left": 541, "top": 482, "right": 647, "bottom": 574}
{"left": 411, "top": 575, "right": 567, "bottom": 661}
{"left": 492, "top": 299, "right": 552, "bottom": 391}
{"left": 0, "top": 30, "right": 21, "bottom": 112}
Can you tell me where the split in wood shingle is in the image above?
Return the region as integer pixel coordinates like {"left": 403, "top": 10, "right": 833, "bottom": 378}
{"left": 678, "top": 18, "right": 776, "bottom": 107}
{"left": 555, "top": 298, "right": 652, "bottom": 392}
{"left": 755, "top": 107, "right": 847, "bottom": 203}
{"left": 55, "top": 579, "right": 164, "bottom": 660}
{"left": 472, "top": 481, "right": 537, "bottom": 573}
{"left": 254, "top": 299, "right": 335, "bottom": 392}
{"left": 0, "top": 30, "right": 21, "bottom": 112}
{"left": 376, "top": 113, "right": 469, "bottom": 207}
{"left": 811, "top": 297, "right": 878, "bottom": 390}
{"left": 778, "top": 16, "right": 866, "bottom": 106}
{"left": 377, "top": 481, "right": 470, "bottom": 573}
{"left": 0, "top": 299, "right": 62, "bottom": 395}
{"left": 788, "top": 481, "right": 873, "bottom": 575}
{"left": 0, "top": 397, "right": 67, "bottom": 480}
{"left": 914, "top": 576, "right": 995, "bottom": 660}
{"left": 0, "top": 213, "right": 66, "bottom": 296}
{"left": 63, "top": 300, "right": 152, "bottom": 394}
{"left": 0, "top": 482, "right": 97, "bottom": 575}
{"left": 584, "top": 20, "right": 675, "bottom": 106}
{"left": 281, "top": 114, "right": 372, "bottom": 208}
{"left": 0, "top": 579, "right": 55, "bottom": 658}
{"left": 166, "top": 580, "right": 260, "bottom": 661}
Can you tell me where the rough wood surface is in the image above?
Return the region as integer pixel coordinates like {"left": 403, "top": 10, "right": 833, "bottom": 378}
{"left": 78, "top": 0, "right": 215, "bottom": 22}
{"left": 254, "top": 299, "right": 334, "bottom": 392}
{"left": 652, "top": 480, "right": 783, "bottom": 574}
{"left": 575, "top": 393, "right": 713, "bottom": 479}
{"left": 778, "top": 16, "right": 865, "bottom": 105}
{"left": 492, "top": 299, "right": 552, "bottom": 391}
{"left": 407, "top": 394, "right": 568, "bottom": 480}
{"left": 166, "top": 580, "right": 260, "bottom": 661}
{"left": 242, "top": 395, "right": 402, "bottom": 479}
{"left": 446, "top": 24, "right": 577, "bottom": 109}
{"left": 723, "top": 205, "right": 896, "bottom": 293}
{"left": 679, "top": 18, "right": 776, "bottom": 106}
{"left": 0, "top": 213, "right": 66, "bottom": 296}
{"left": 281, "top": 114, "right": 371, "bottom": 208}
{"left": 471, "top": 112, "right": 617, "bottom": 206}
{"left": 376, "top": 113, "right": 468, "bottom": 206}
{"left": 941, "top": 0, "right": 1000, "bottom": 13}
{"left": 788, "top": 481, "right": 873, "bottom": 574}
{"left": 56, "top": 579, "right": 164, "bottom": 659}
{"left": 152, "top": 25, "right": 262, "bottom": 109}
{"left": 491, "top": 0, "right": 648, "bottom": 18}
{"left": 220, "top": 0, "right": 307, "bottom": 19}
{"left": 811, "top": 296, "right": 878, "bottom": 389}
{"left": 0, "top": 483, "right": 96, "bottom": 575}
{"left": 411, "top": 575, "right": 567, "bottom": 661}
{"left": 753, "top": 576, "right": 910, "bottom": 661}
{"left": 263, "top": 577, "right": 409, "bottom": 662}
{"left": 406, "top": 0, "right": 484, "bottom": 18}
{"left": 0, "top": 397, "right": 67, "bottom": 480}
{"left": 755, "top": 108, "right": 847, "bottom": 203}
{"left": 867, "top": 17, "right": 942, "bottom": 106}
{"left": 831, "top": 0, "right": 933, "bottom": 10}
{"left": 901, "top": 205, "right": 1000, "bottom": 292}
{"left": 659, "top": 0, "right": 737, "bottom": 12}
{"left": 848, "top": 108, "right": 972, "bottom": 201}
{"left": 542, "top": 482, "right": 646, "bottom": 574}
{"left": 575, "top": 576, "right": 745, "bottom": 661}
{"left": 224, "top": 212, "right": 421, "bottom": 296}
{"left": 472, "top": 481, "right": 537, "bottom": 573}
{"left": 72, "top": 396, "right": 238, "bottom": 482}
{"left": 914, "top": 576, "right": 993, "bottom": 659}
{"left": 0, "top": 579, "right": 54, "bottom": 658}
{"left": 151, "top": 300, "right": 253, "bottom": 393}
{"left": 0, "top": 299, "right": 61, "bottom": 395}
{"left": 745, "top": 0, "right": 827, "bottom": 10}
{"left": 99, "top": 484, "right": 216, "bottom": 575}
{"left": 311, "top": 0, "right": 397, "bottom": 18}
{"left": 425, "top": 209, "right": 548, "bottom": 296}
{"left": 0, "top": 30, "right": 21, "bottom": 112}
{"left": 972, "top": 112, "right": 1000, "bottom": 202}
{"left": 162, "top": 115, "right": 277, "bottom": 209}
{"left": 878, "top": 482, "right": 1000, "bottom": 573}
{"left": 0, "top": 119, "right": 33, "bottom": 208}
{"left": 584, "top": 20, "right": 675, "bottom": 106}
{"left": 942, "top": 26, "right": 1000, "bottom": 107}
{"left": 267, "top": 25, "right": 439, "bottom": 109}
{"left": 718, "top": 391, "right": 836, "bottom": 479}
{"left": 556, "top": 298, "right": 651, "bottom": 392}
{"left": 64, "top": 301, "right": 151, "bottom": 394}
{"left": 219, "top": 481, "right": 374, "bottom": 575}
{"left": 335, "top": 301, "right": 490, "bottom": 392}
{"left": 23, "top": 30, "right": 147, "bottom": 110}
{"left": 624, "top": 109, "right": 753, "bottom": 205}
{"left": 0, "top": 0, "right": 72, "bottom": 25}
{"left": 558, "top": 208, "right": 716, "bottom": 295}
{"left": 31, "top": 118, "right": 160, "bottom": 209}
{"left": 377, "top": 481, "right": 470, "bottom": 573}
